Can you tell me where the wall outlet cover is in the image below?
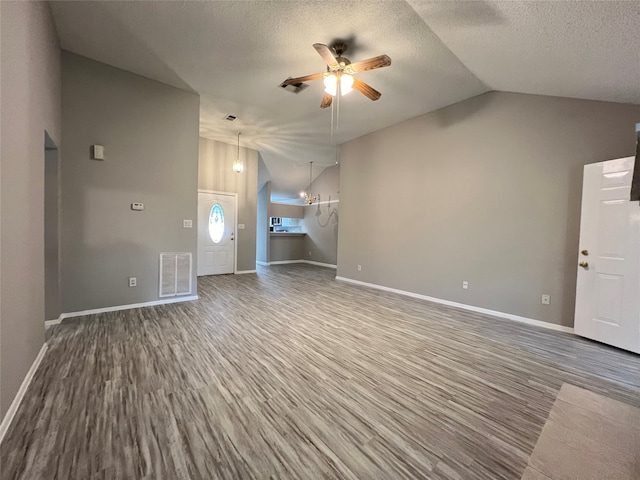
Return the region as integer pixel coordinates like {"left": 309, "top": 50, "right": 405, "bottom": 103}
{"left": 129, "top": 277, "right": 137, "bottom": 287}
{"left": 357, "top": 265, "right": 362, "bottom": 271}
{"left": 541, "top": 294, "right": 550, "bottom": 305}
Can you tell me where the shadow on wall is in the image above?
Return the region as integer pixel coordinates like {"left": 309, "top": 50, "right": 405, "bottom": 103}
{"left": 431, "top": 91, "right": 496, "bottom": 128}
{"left": 314, "top": 194, "right": 339, "bottom": 235}
{"left": 314, "top": 196, "right": 339, "bottom": 245}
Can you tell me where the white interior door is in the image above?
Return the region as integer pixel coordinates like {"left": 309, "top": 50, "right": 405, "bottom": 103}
{"left": 574, "top": 157, "right": 640, "bottom": 353}
{"left": 198, "top": 191, "right": 236, "bottom": 276}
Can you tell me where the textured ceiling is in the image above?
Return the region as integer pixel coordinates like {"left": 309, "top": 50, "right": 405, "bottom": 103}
{"left": 49, "top": 1, "right": 640, "bottom": 201}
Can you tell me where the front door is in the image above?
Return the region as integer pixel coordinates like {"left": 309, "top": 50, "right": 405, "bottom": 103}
{"left": 574, "top": 157, "right": 640, "bottom": 353}
{"left": 198, "top": 191, "right": 236, "bottom": 276}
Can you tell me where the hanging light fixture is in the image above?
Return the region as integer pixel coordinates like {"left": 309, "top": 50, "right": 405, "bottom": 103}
{"left": 301, "top": 161, "right": 317, "bottom": 205}
{"left": 323, "top": 73, "right": 353, "bottom": 97}
{"left": 232, "top": 131, "right": 244, "bottom": 173}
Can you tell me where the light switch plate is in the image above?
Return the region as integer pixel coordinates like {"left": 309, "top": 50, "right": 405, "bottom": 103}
{"left": 92, "top": 144, "right": 104, "bottom": 160}
{"left": 238, "top": 224, "right": 245, "bottom": 230}
{"left": 183, "top": 219, "right": 192, "bottom": 228}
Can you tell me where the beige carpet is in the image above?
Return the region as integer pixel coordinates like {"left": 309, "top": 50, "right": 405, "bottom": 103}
{"left": 523, "top": 383, "right": 640, "bottom": 480}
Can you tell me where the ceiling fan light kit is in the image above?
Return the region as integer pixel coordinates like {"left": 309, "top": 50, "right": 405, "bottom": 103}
{"left": 282, "top": 41, "right": 391, "bottom": 108}
{"left": 324, "top": 73, "right": 354, "bottom": 96}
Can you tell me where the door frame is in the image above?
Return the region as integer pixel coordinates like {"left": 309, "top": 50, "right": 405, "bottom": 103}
{"left": 197, "top": 189, "right": 239, "bottom": 274}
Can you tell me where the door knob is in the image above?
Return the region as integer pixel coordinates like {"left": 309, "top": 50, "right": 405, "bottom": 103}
{"left": 581, "top": 249, "right": 589, "bottom": 256}
{"left": 579, "top": 261, "right": 588, "bottom": 268}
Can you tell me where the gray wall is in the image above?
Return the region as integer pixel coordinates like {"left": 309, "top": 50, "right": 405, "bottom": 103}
{"left": 61, "top": 52, "right": 199, "bottom": 313}
{"left": 305, "top": 165, "right": 340, "bottom": 266}
{"left": 270, "top": 236, "right": 306, "bottom": 262}
{"left": 270, "top": 203, "right": 304, "bottom": 219}
{"left": 199, "top": 138, "right": 258, "bottom": 271}
{"left": 257, "top": 182, "right": 270, "bottom": 263}
{"left": 45, "top": 146, "right": 60, "bottom": 320}
{"left": 338, "top": 92, "right": 640, "bottom": 328}
{"left": 1, "top": 1, "right": 61, "bottom": 419}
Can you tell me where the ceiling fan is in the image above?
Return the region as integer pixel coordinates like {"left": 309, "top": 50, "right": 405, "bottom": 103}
{"left": 282, "top": 42, "right": 391, "bottom": 109}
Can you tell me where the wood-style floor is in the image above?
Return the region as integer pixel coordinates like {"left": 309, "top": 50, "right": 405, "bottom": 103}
{"left": 2, "top": 264, "right": 639, "bottom": 480}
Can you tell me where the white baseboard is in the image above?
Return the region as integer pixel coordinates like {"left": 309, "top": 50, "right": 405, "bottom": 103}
{"left": 303, "top": 260, "right": 337, "bottom": 269}
{"left": 0, "top": 343, "right": 48, "bottom": 444}
{"left": 258, "top": 260, "right": 337, "bottom": 269}
{"left": 235, "top": 270, "right": 257, "bottom": 274}
{"left": 45, "top": 295, "right": 199, "bottom": 328}
{"left": 335, "top": 276, "right": 574, "bottom": 334}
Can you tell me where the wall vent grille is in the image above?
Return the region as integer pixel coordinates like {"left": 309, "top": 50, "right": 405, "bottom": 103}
{"left": 159, "top": 252, "right": 192, "bottom": 297}
{"left": 279, "top": 81, "right": 310, "bottom": 94}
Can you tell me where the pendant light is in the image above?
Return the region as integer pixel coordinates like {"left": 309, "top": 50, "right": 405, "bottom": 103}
{"left": 232, "top": 131, "right": 244, "bottom": 173}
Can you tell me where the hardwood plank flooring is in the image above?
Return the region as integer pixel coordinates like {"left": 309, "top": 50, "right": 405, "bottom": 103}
{"left": 2, "top": 264, "right": 639, "bottom": 479}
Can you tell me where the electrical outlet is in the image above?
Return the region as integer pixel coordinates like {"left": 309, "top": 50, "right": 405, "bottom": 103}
{"left": 462, "top": 281, "right": 469, "bottom": 289}
{"left": 129, "top": 277, "right": 137, "bottom": 287}
{"left": 357, "top": 265, "right": 362, "bottom": 271}
{"left": 541, "top": 294, "right": 550, "bottom": 305}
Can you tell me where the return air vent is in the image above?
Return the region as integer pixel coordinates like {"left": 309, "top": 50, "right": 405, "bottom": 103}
{"left": 223, "top": 114, "right": 237, "bottom": 121}
{"left": 279, "top": 81, "right": 310, "bottom": 94}
{"left": 159, "top": 252, "right": 192, "bottom": 297}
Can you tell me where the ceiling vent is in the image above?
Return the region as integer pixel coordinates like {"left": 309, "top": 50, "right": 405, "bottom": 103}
{"left": 223, "top": 114, "right": 237, "bottom": 121}
{"left": 279, "top": 81, "right": 310, "bottom": 94}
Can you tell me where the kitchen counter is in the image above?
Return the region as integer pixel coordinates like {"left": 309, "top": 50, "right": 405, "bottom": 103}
{"left": 270, "top": 232, "right": 306, "bottom": 237}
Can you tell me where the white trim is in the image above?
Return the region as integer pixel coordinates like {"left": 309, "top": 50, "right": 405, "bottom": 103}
{"left": 270, "top": 199, "right": 340, "bottom": 207}
{"left": 44, "top": 318, "right": 62, "bottom": 328}
{"left": 236, "top": 269, "right": 256, "bottom": 274}
{"left": 304, "top": 260, "right": 337, "bottom": 269}
{"left": 303, "top": 199, "right": 339, "bottom": 207}
{"left": 257, "top": 260, "right": 337, "bottom": 269}
{"left": 335, "top": 276, "right": 574, "bottom": 334}
{"left": 197, "top": 190, "right": 238, "bottom": 274}
{"left": 0, "top": 343, "right": 48, "bottom": 443}
{"left": 44, "top": 295, "right": 199, "bottom": 328}
{"left": 269, "top": 200, "right": 306, "bottom": 206}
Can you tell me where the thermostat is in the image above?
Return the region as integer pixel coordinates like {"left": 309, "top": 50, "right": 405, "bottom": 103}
{"left": 131, "top": 203, "right": 144, "bottom": 211}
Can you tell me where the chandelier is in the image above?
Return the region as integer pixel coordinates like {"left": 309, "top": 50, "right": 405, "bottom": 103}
{"left": 301, "top": 161, "right": 317, "bottom": 205}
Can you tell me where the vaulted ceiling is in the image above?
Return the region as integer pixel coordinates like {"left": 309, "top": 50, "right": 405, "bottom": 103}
{"left": 49, "top": 1, "right": 640, "bottom": 201}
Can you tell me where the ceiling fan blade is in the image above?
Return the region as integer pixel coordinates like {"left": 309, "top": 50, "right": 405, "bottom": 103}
{"left": 353, "top": 77, "right": 382, "bottom": 101}
{"left": 348, "top": 54, "right": 391, "bottom": 74}
{"left": 320, "top": 93, "right": 333, "bottom": 109}
{"left": 282, "top": 73, "right": 324, "bottom": 85}
{"left": 313, "top": 43, "right": 338, "bottom": 68}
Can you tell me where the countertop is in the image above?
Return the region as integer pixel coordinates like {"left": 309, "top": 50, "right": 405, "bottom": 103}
{"left": 269, "top": 232, "right": 306, "bottom": 237}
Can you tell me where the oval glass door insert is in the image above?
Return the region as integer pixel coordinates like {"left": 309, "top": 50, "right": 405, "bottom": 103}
{"left": 209, "top": 203, "right": 224, "bottom": 243}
